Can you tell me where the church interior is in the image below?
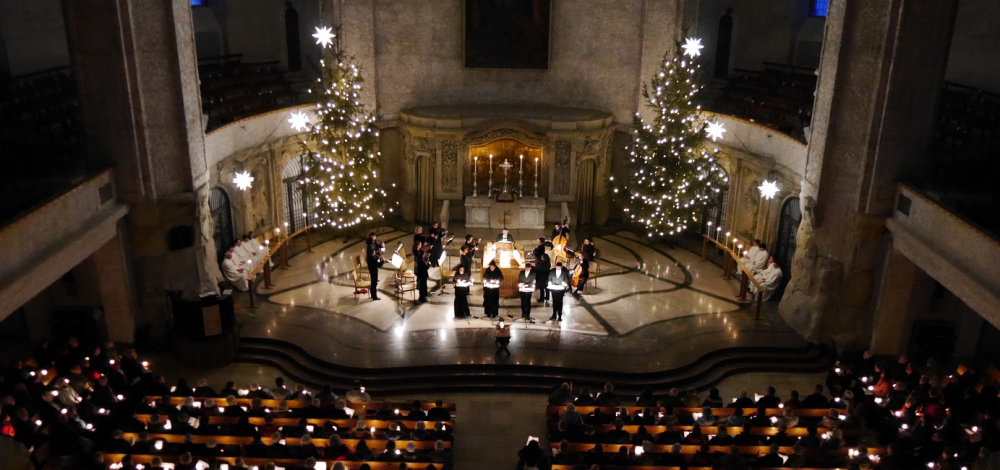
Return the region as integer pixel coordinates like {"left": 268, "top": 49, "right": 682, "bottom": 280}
{"left": 2, "top": 1, "right": 1000, "bottom": 469}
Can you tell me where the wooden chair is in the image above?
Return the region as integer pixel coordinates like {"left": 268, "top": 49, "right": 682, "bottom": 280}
{"left": 591, "top": 247, "right": 601, "bottom": 288}
{"left": 439, "top": 252, "right": 456, "bottom": 293}
{"left": 395, "top": 248, "right": 417, "bottom": 301}
{"left": 353, "top": 255, "right": 371, "bottom": 301}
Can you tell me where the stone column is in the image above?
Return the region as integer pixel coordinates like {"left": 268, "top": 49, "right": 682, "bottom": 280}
{"left": 87, "top": 225, "right": 138, "bottom": 343}
{"left": 869, "top": 246, "right": 935, "bottom": 355}
{"left": 779, "top": 0, "right": 959, "bottom": 349}
{"left": 63, "top": 0, "right": 221, "bottom": 344}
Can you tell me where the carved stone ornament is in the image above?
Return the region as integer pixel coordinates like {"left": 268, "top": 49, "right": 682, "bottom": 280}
{"left": 441, "top": 140, "right": 459, "bottom": 192}
{"left": 554, "top": 140, "right": 572, "bottom": 194}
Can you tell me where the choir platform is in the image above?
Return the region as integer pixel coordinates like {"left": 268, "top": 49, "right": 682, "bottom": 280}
{"left": 232, "top": 223, "right": 831, "bottom": 394}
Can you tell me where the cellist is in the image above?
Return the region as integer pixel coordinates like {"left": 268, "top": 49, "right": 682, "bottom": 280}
{"left": 572, "top": 251, "right": 590, "bottom": 296}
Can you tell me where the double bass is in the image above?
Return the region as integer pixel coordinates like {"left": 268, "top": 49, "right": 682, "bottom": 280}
{"left": 552, "top": 215, "right": 570, "bottom": 248}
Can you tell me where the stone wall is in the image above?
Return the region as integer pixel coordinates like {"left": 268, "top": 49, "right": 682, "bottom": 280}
{"left": 337, "top": 0, "right": 682, "bottom": 124}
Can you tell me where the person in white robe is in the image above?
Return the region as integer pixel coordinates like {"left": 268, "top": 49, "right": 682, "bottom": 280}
{"left": 247, "top": 231, "right": 272, "bottom": 266}
{"left": 749, "top": 258, "right": 783, "bottom": 301}
{"left": 749, "top": 242, "right": 770, "bottom": 273}
{"left": 241, "top": 234, "right": 269, "bottom": 267}
{"left": 221, "top": 252, "right": 250, "bottom": 291}
{"left": 234, "top": 240, "right": 258, "bottom": 271}
{"left": 739, "top": 239, "right": 761, "bottom": 269}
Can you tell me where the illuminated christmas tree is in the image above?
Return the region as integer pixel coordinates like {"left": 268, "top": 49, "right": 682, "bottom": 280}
{"left": 287, "top": 26, "right": 390, "bottom": 229}
{"left": 615, "top": 38, "right": 729, "bottom": 238}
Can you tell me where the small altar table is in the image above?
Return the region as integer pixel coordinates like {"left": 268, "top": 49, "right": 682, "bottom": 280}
{"left": 464, "top": 196, "right": 545, "bottom": 230}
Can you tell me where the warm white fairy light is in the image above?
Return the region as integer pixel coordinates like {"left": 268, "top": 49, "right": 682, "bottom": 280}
{"left": 312, "top": 26, "right": 335, "bottom": 48}
{"left": 297, "top": 26, "right": 391, "bottom": 230}
{"left": 617, "top": 38, "right": 728, "bottom": 238}
{"left": 705, "top": 120, "right": 726, "bottom": 141}
{"left": 233, "top": 171, "right": 254, "bottom": 191}
{"left": 759, "top": 180, "right": 779, "bottom": 199}
{"left": 681, "top": 37, "right": 704, "bottom": 58}
{"left": 288, "top": 111, "right": 310, "bottom": 132}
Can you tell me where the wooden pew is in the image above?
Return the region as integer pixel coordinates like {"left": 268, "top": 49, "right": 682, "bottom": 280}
{"left": 588, "top": 425, "right": 836, "bottom": 437}
{"left": 145, "top": 397, "right": 456, "bottom": 415}
{"left": 134, "top": 415, "right": 453, "bottom": 430}
{"left": 546, "top": 406, "right": 835, "bottom": 420}
{"left": 549, "top": 442, "right": 882, "bottom": 457}
{"left": 107, "top": 454, "right": 443, "bottom": 469}
{"left": 124, "top": 433, "right": 450, "bottom": 450}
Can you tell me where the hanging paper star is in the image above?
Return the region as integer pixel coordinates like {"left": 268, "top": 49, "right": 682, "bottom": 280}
{"left": 705, "top": 120, "right": 726, "bottom": 141}
{"left": 233, "top": 171, "right": 254, "bottom": 191}
{"left": 312, "top": 26, "right": 335, "bottom": 48}
{"left": 288, "top": 111, "right": 310, "bottom": 132}
{"left": 681, "top": 37, "right": 704, "bottom": 58}
{"left": 758, "top": 180, "right": 779, "bottom": 199}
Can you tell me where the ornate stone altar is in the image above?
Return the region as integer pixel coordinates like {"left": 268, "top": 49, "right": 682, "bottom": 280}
{"left": 398, "top": 105, "right": 615, "bottom": 225}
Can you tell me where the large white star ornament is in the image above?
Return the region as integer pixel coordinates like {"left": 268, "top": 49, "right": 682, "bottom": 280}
{"left": 759, "top": 180, "right": 779, "bottom": 200}
{"left": 705, "top": 120, "right": 726, "bottom": 141}
{"left": 233, "top": 171, "right": 254, "bottom": 191}
{"left": 312, "top": 26, "right": 335, "bottom": 48}
{"left": 288, "top": 111, "right": 310, "bottom": 132}
{"left": 681, "top": 37, "right": 704, "bottom": 58}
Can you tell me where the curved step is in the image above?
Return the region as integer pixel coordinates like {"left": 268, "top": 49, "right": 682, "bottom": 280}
{"left": 235, "top": 337, "right": 833, "bottom": 395}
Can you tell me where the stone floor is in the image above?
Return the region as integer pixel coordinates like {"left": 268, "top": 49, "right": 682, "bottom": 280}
{"left": 234, "top": 223, "right": 808, "bottom": 372}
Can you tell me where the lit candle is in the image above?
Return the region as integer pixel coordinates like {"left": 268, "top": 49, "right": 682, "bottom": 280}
{"left": 706, "top": 221, "right": 712, "bottom": 236}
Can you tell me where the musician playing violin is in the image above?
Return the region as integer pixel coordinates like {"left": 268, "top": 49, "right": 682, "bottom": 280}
{"left": 365, "top": 232, "right": 385, "bottom": 301}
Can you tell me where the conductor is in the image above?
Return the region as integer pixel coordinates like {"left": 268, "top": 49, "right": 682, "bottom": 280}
{"left": 496, "top": 229, "right": 515, "bottom": 244}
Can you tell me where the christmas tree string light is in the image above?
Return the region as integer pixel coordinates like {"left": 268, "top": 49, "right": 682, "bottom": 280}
{"left": 614, "top": 38, "right": 729, "bottom": 239}
{"left": 289, "top": 26, "right": 391, "bottom": 230}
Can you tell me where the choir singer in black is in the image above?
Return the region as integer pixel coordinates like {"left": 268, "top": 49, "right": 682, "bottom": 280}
{"left": 453, "top": 265, "right": 472, "bottom": 319}
{"left": 482, "top": 260, "right": 503, "bottom": 319}
{"left": 365, "top": 232, "right": 384, "bottom": 301}
{"left": 547, "top": 262, "right": 570, "bottom": 322}
{"left": 517, "top": 263, "right": 536, "bottom": 322}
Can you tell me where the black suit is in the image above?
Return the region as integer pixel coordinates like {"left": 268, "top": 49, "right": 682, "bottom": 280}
{"left": 483, "top": 267, "right": 503, "bottom": 318}
{"left": 535, "top": 254, "right": 551, "bottom": 301}
{"left": 517, "top": 269, "right": 536, "bottom": 319}
{"left": 496, "top": 233, "right": 515, "bottom": 244}
{"left": 366, "top": 240, "right": 384, "bottom": 299}
{"left": 548, "top": 268, "right": 570, "bottom": 320}
{"left": 460, "top": 252, "right": 474, "bottom": 274}
{"left": 415, "top": 251, "right": 430, "bottom": 301}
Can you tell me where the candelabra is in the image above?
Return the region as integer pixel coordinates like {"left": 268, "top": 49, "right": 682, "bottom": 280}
{"left": 488, "top": 154, "right": 494, "bottom": 196}
{"left": 473, "top": 155, "right": 478, "bottom": 197}
{"left": 534, "top": 156, "right": 540, "bottom": 198}
{"left": 518, "top": 154, "right": 524, "bottom": 198}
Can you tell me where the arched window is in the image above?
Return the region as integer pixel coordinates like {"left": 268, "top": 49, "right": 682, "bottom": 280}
{"left": 772, "top": 197, "right": 801, "bottom": 300}
{"left": 813, "top": 0, "right": 829, "bottom": 17}
{"left": 281, "top": 156, "right": 312, "bottom": 232}
{"left": 209, "top": 187, "right": 233, "bottom": 263}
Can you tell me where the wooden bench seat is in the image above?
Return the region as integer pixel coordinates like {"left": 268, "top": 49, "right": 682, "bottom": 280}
{"left": 124, "top": 433, "right": 451, "bottom": 450}
{"left": 107, "top": 454, "right": 441, "bottom": 469}
{"left": 546, "top": 406, "right": 836, "bottom": 419}
{"left": 135, "top": 414, "right": 453, "bottom": 429}
{"left": 549, "top": 442, "right": 881, "bottom": 457}
{"left": 583, "top": 424, "right": 846, "bottom": 437}
{"left": 146, "top": 397, "right": 456, "bottom": 414}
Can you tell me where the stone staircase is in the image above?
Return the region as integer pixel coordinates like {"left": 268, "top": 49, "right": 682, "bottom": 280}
{"left": 236, "top": 336, "right": 833, "bottom": 395}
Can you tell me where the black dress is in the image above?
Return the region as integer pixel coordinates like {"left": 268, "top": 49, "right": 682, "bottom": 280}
{"left": 482, "top": 266, "right": 503, "bottom": 318}
{"left": 453, "top": 272, "right": 471, "bottom": 319}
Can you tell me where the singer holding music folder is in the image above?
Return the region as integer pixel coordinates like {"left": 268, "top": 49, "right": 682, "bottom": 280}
{"left": 365, "top": 232, "right": 385, "bottom": 301}
{"left": 517, "top": 263, "right": 537, "bottom": 322}
{"left": 547, "top": 262, "right": 571, "bottom": 322}
{"left": 482, "top": 260, "right": 503, "bottom": 318}
{"left": 453, "top": 265, "right": 472, "bottom": 319}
